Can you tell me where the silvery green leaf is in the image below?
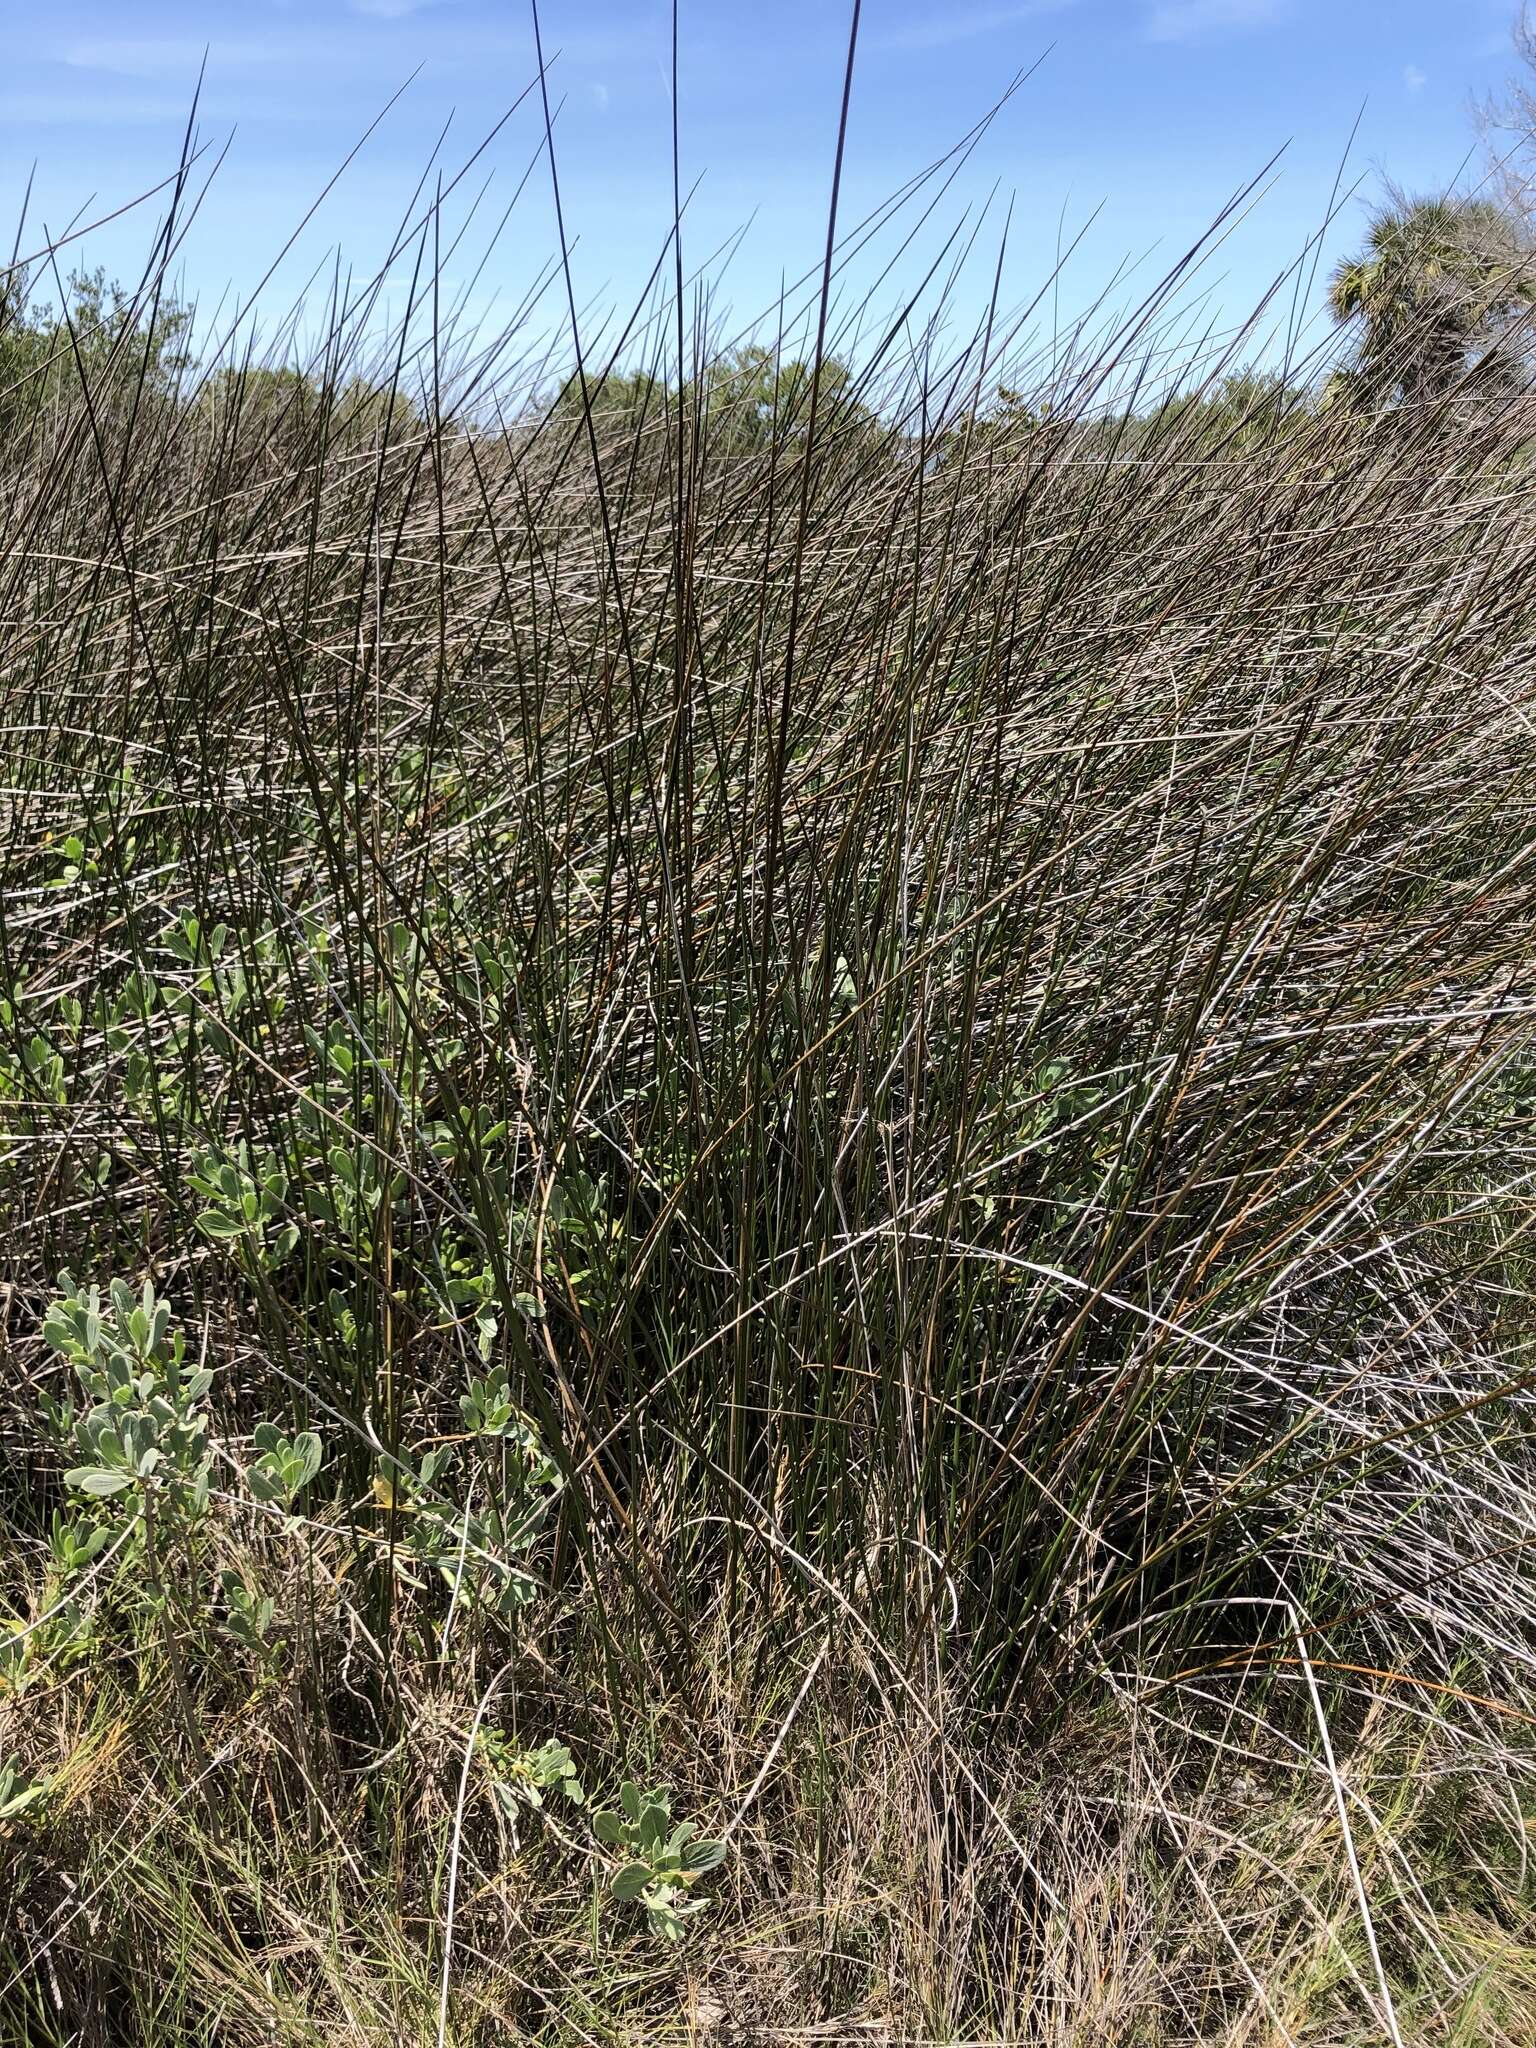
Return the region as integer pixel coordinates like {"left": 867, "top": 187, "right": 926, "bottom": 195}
{"left": 610, "top": 1861, "right": 653, "bottom": 1901}
{"left": 195, "top": 1209, "right": 244, "bottom": 1239}
{"left": 681, "top": 1838, "right": 726, "bottom": 1873}
{"left": 65, "top": 1466, "right": 133, "bottom": 1496}
{"left": 247, "top": 1463, "right": 282, "bottom": 1503}
{"left": 0, "top": 1779, "right": 48, "bottom": 1820}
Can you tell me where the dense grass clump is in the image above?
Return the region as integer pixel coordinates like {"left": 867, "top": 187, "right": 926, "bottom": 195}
{"left": 3, "top": 106, "right": 1536, "bottom": 2046}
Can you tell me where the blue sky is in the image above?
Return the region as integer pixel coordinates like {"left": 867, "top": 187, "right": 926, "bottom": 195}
{"left": 0, "top": 1, "right": 1524, "bottom": 387}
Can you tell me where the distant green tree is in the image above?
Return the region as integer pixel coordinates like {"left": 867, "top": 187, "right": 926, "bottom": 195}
{"left": 1327, "top": 194, "right": 1535, "bottom": 408}
{"left": 550, "top": 366, "right": 666, "bottom": 430}
{"left": 924, "top": 382, "right": 1051, "bottom": 472}
{"left": 694, "top": 345, "right": 868, "bottom": 455}
{"left": 333, "top": 374, "right": 426, "bottom": 445}
{"left": 1153, "top": 367, "right": 1309, "bottom": 450}
{"left": 544, "top": 348, "right": 874, "bottom": 464}
{"left": 200, "top": 365, "right": 320, "bottom": 443}
{"left": 0, "top": 267, "right": 192, "bottom": 430}
{"left": 207, "top": 364, "right": 317, "bottom": 414}
{"left": 200, "top": 365, "right": 429, "bottom": 454}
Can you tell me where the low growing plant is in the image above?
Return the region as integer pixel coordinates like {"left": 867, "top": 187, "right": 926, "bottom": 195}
{"left": 592, "top": 1781, "right": 727, "bottom": 1942}
{"left": 42, "top": 1275, "right": 213, "bottom": 1514}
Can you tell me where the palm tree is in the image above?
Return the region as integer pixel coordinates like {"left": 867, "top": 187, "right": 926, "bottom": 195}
{"left": 1328, "top": 194, "right": 1535, "bottom": 408}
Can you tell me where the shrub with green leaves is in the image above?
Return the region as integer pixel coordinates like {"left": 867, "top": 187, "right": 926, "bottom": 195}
{"left": 218, "top": 1569, "right": 280, "bottom": 1665}
{"left": 375, "top": 1436, "right": 558, "bottom": 1618}
{"left": 189, "top": 1145, "right": 300, "bottom": 1270}
{"left": 245, "top": 1424, "right": 324, "bottom": 1510}
{"left": 478, "top": 1729, "right": 584, "bottom": 1813}
{"left": 42, "top": 1276, "right": 213, "bottom": 1513}
{"left": 592, "top": 1782, "right": 726, "bottom": 1942}
{"left": 48, "top": 1512, "right": 110, "bottom": 1577}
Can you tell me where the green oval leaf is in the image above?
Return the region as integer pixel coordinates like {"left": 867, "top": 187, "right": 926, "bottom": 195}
{"left": 65, "top": 1466, "right": 133, "bottom": 1497}
{"left": 610, "top": 1861, "right": 653, "bottom": 1901}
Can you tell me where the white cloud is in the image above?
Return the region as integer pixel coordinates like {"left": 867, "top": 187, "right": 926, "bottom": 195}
{"left": 0, "top": 89, "right": 184, "bottom": 125}
{"left": 590, "top": 81, "right": 611, "bottom": 111}
{"left": 60, "top": 36, "right": 286, "bottom": 76}
{"left": 349, "top": 0, "right": 451, "bottom": 17}
{"left": 1144, "top": 0, "right": 1284, "bottom": 42}
{"left": 880, "top": 0, "right": 1078, "bottom": 53}
{"left": 1403, "top": 63, "right": 1427, "bottom": 96}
